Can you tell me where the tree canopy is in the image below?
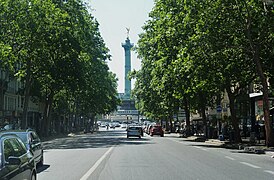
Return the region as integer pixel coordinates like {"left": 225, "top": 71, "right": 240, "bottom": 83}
{"left": 0, "top": 0, "right": 119, "bottom": 136}
{"left": 134, "top": 0, "right": 274, "bottom": 145}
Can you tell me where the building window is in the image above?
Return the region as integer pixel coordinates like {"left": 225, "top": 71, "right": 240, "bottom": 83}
{"left": 8, "top": 97, "right": 15, "bottom": 110}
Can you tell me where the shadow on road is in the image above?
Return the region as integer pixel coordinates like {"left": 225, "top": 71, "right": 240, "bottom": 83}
{"left": 42, "top": 129, "right": 153, "bottom": 150}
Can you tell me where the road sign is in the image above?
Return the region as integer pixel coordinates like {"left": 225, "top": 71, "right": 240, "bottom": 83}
{"left": 216, "top": 105, "right": 222, "bottom": 113}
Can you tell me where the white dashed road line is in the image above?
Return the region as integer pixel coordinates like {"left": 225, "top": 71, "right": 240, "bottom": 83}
{"left": 194, "top": 146, "right": 208, "bottom": 151}
{"left": 80, "top": 147, "right": 114, "bottom": 180}
{"left": 169, "top": 137, "right": 274, "bottom": 177}
{"left": 225, "top": 156, "right": 235, "bottom": 161}
{"left": 240, "top": 162, "right": 261, "bottom": 169}
{"left": 264, "top": 170, "right": 274, "bottom": 175}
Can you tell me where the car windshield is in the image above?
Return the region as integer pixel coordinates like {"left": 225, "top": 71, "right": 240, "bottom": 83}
{"left": 15, "top": 133, "right": 28, "bottom": 144}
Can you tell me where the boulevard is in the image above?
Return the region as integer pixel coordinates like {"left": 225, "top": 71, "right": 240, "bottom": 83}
{"left": 1, "top": 2, "right": 274, "bottom": 180}
{"left": 37, "top": 127, "right": 274, "bottom": 180}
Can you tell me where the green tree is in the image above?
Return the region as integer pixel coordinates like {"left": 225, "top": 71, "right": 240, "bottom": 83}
{"left": 0, "top": 0, "right": 118, "bottom": 137}
{"left": 242, "top": 0, "right": 274, "bottom": 146}
{"left": 135, "top": 0, "right": 274, "bottom": 145}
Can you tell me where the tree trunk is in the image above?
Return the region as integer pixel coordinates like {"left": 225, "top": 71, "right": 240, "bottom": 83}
{"left": 255, "top": 57, "right": 274, "bottom": 147}
{"left": 90, "top": 115, "right": 95, "bottom": 132}
{"left": 201, "top": 106, "right": 207, "bottom": 139}
{"left": 42, "top": 91, "right": 54, "bottom": 137}
{"left": 22, "top": 60, "right": 32, "bottom": 129}
{"left": 184, "top": 98, "right": 191, "bottom": 136}
{"left": 198, "top": 92, "right": 208, "bottom": 138}
{"left": 165, "top": 116, "right": 169, "bottom": 131}
{"left": 169, "top": 114, "right": 173, "bottom": 133}
{"left": 226, "top": 87, "right": 242, "bottom": 143}
{"left": 245, "top": 6, "right": 274, "bottom": 146}
{"left": 56, "top": 114, "right": 61, "bottom": 134}
{"left": 254, "top": 48, "right": 273, "bottom": 147}
{"left": 74, "top": 99, "right": 78, "bottom": 132}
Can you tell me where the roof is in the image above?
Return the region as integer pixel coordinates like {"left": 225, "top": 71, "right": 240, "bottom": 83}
{"left": 0, "top": 133, "right": 20, "bottom": 139}
{"left": 0, "top": 129, "right": 34, "bottom": 136}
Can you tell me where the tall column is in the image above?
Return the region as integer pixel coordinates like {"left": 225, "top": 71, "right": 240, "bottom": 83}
{"left": 122, "top": 38, "right": 134, "bottom": 99}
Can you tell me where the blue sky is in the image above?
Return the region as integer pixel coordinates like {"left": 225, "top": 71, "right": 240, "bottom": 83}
{"left": 87, "top": 0, "right": 155, "bottom": 93}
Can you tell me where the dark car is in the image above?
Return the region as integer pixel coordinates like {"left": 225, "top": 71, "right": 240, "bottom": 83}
{"left": 0, "top": 133, "right": 37, "bottom": 180}
{"left": 150, "top": 125, "right": 164, "bottom": 137}
{"left": 2, "top": 129, "right": 44, "bottom": 167}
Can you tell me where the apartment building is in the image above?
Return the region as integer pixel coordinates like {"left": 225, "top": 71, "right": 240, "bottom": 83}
{"left": 0, "top": 68, "right": 42, "bottom": 128}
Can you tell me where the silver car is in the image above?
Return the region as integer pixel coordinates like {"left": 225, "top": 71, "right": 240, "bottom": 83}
{"left": 127, "top": 126, "right": 142, "bottom": 138}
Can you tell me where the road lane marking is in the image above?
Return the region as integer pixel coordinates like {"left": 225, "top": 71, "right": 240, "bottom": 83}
{"left": 194, "top": 146, "right": 208, "bottom": 151}
{"left": 240, "top": 162, "right": 261, "bottom": 169}
{"left": 80, "top": 147, "right": 114, "bottom": 180}
{"left": 225, "top": 156, "right": 235, "bottom": 160}
{"left": 264, "top": 170, "right": 274, "bottom": 175}
{"left": 167, "top": 138, "right": 185, "bottom": 145}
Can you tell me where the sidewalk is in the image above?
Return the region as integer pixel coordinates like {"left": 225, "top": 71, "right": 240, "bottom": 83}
{"left": 165, "top": 133, "right": 274, "bottom": 157}
{"left": 206, "top": 138, "right": 274, "bottom": 157}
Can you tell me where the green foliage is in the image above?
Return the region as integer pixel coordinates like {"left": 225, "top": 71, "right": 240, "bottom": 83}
{"left": 0, "top": 0, "right": 119, "bottom": 131}
{"left": 134, "top": 0, "right": 274, "bottom": 124}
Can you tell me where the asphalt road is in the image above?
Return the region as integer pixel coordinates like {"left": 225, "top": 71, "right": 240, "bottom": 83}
{"left": 37, "top": 127, "right": 274, "bottom": 180}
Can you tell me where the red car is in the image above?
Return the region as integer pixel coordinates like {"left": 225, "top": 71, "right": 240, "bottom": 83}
{"left": 150, "top": 125, "right": 164, "bottom": 137}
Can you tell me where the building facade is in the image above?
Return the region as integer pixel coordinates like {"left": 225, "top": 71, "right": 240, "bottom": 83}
{"left": 0, "top": 68, "right": 42, "bottom": 128}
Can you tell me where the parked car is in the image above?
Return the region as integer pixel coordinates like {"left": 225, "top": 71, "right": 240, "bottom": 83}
{"left": 145, "top": 124, "right": 151, "bottom": 134}
{"left": 150, "top": 125, "right": 164, "bottom": 137}
{"left": 0, "top": 133, "right": 37, "bottom": 180}
{"left": 137, "top": 126, "right": 144, "bottom": 136}
{"left": 100, "top": 122, "right": 106, "bottom": 128}
{"left": 109, "top": 123, "right": 116, "bottom": 129}
{"left": 2, "top": 129, "right": 44, "bottom": 167}
{"left": 145, "top": 123, "right": 156, "bottom": 134}
{"left": 121, "top": 123, "right": 127, "bottom": 128}
{"left": 127, "top": 126, "right": 142, "bottom": 138}
{"left": 114, "top": 122, "right": 121, "bottom": 127}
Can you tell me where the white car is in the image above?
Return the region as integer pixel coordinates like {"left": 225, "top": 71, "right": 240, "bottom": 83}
{"left": 100, "top": 123, "right": 106, "bottom": 128}
{"left": 109, "top": 123, "right": 116, "bottom": 128}
{"left": 121, "top": 123, "right": 127, "bottom": 128}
